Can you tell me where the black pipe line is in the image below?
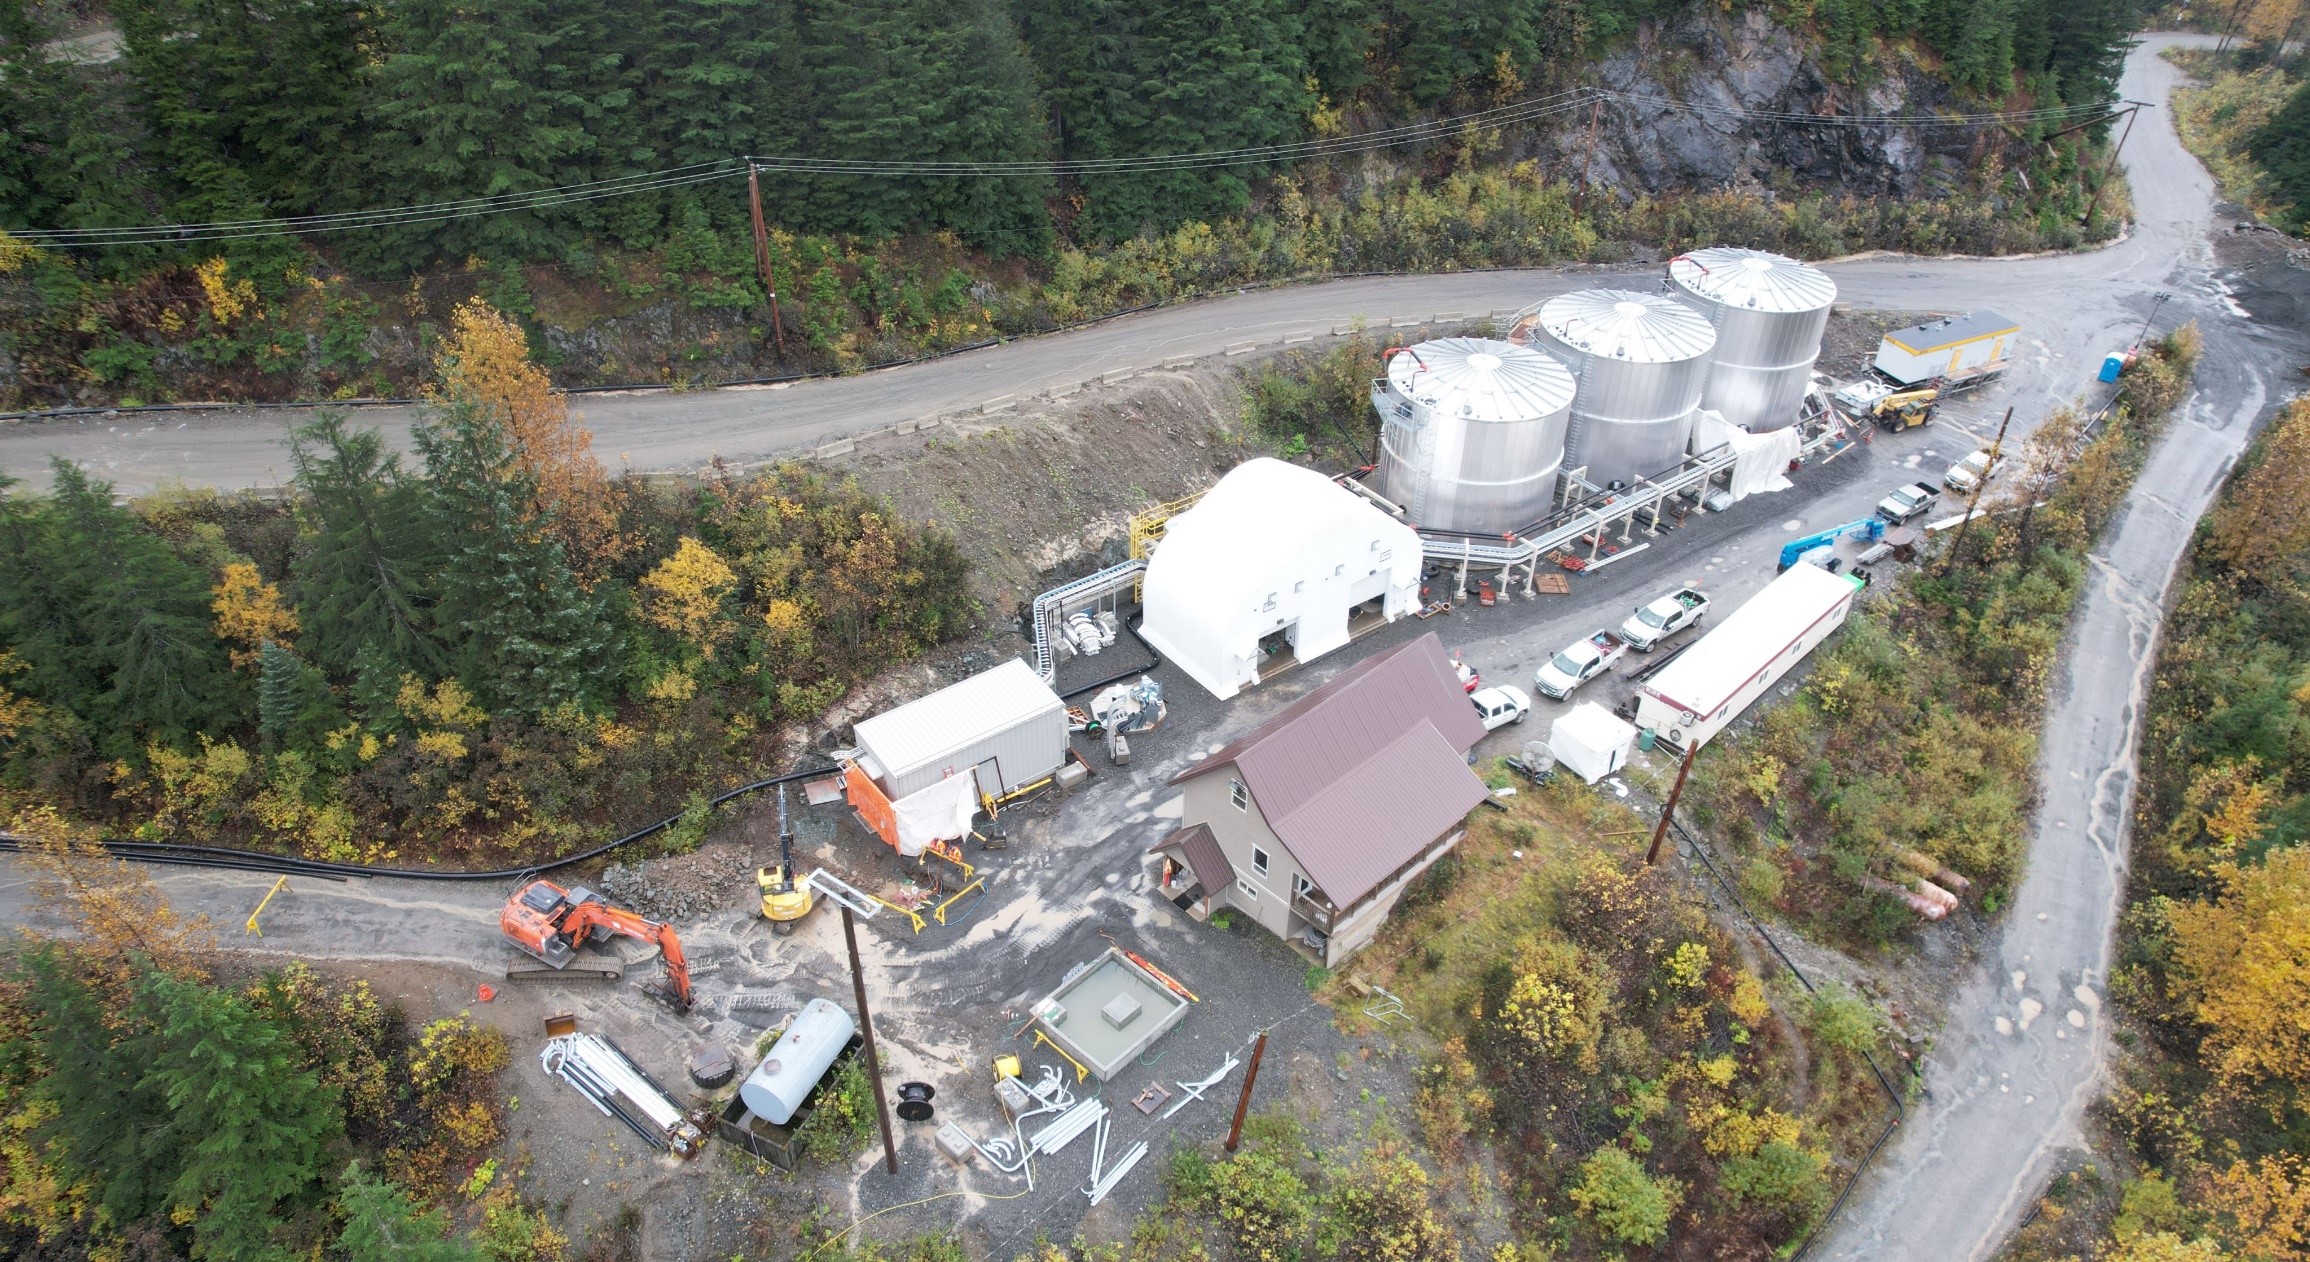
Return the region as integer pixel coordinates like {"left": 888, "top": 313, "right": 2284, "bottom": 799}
{"left": 0, "top": 762, "right": 838, "bottom": 883}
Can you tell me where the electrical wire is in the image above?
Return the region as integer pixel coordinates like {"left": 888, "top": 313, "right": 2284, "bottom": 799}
{"left": 11, "top": 86, "right": 2122, "bottom": 248}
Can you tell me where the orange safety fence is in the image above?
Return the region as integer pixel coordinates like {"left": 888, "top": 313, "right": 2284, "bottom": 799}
{"left": 843, "top": 761, "right": 899, "bottom": 848}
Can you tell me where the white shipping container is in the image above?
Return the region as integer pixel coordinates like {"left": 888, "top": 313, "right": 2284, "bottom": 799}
{"left": 852, "top": 658, "right": 1069, "bottom": 800}
{"left": 1636, "top": 565, "right": 1861, "bottom": 750}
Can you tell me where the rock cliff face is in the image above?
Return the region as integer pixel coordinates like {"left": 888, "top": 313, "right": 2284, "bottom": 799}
{"left": 1547, "top": 10, "right": 1990, "bottom": 199}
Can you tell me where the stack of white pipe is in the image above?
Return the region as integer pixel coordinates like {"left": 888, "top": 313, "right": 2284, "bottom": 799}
{"left": 540, "top": 1033, "right": 702, "bottom": 1154}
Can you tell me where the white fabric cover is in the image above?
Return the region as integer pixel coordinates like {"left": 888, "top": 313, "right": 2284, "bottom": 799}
{"left": 1140, "top": 459, "right": 1424, "bottom": 700}
{"left": 1690, "top": 410, "right": 1798, "bottom": 501}
{"left": 891, "top": 772, "right": 978, "bottom": 857}
{"left": 1549, "top": 702, "right": 1636, "bottom": 784}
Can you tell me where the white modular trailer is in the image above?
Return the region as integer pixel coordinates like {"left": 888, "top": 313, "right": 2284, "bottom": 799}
{"left": 851, "top": 658, "right": 1068, "bottom": 800}
{"left": 1872, "top": 311, "right": 2020, "bottom": 386}
{"left": 1140, "top": 458, "right": 1424, "bottom": 700}
{"left": 1635, "top": 564, "right": 1861, "bottom": 750}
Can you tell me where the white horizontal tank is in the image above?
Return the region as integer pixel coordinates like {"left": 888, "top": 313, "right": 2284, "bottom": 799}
{"left": 739, "top": 997, "right": 855, "bottom": 1125}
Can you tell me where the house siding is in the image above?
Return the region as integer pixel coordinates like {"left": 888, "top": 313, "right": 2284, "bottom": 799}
{"left": 1181, "top": 767, "right": 1468, "bottom": 967}
{"left": 1181, "top": 766, "right": 1309, "bottom": 943}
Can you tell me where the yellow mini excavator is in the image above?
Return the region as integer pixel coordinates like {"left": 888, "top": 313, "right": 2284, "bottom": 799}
{"left": 758, "top": 785, "right": 814, "bottom": 934}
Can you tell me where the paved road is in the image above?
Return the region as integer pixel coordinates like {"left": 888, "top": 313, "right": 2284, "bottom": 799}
{"left": 1816, "top": 34, "right": 2305, "bottom": 1262}
{"left": 0, "top": 31, "right": 2300, "bottom": 1262}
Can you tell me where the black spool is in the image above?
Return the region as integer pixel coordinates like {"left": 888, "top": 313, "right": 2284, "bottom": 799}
{"left": 895, "top": 1081, "right": 937, "bottom": 1122}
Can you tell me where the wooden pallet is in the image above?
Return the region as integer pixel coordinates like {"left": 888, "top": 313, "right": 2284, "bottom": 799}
{"left": 1533, "top": 573, "right": 1571, "bottom": 596}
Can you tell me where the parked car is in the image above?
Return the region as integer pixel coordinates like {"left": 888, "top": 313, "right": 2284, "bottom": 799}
{"left": 1534, "top": 631, "right": 1628, "bottom": 700}
{"left": 1943, "top": 449, "right": 2006, "bottom": 493}
{"left": 1876, "top": 481, "right": 1941, "bottom": 525}
{"left": 1620, "top": 587, "right": 1710, "bottom": 651}
{"left": 1470, "top": 686, "right": 1531, "bottom": 731}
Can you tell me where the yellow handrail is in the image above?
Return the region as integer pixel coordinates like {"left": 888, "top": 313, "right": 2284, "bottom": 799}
{"left": 932, "top": 879, "right": 985, "bottom": 926}
{"left": 1033, "top": 1026, "right": 1090, "bottom": 1083}
{"left": 244, "top": 875, "right": 289, "bottom": 936}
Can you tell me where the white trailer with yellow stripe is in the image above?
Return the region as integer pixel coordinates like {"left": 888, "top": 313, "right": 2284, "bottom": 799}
{"left": 1873, "top": 311, "right": 2019, "bottom": 388}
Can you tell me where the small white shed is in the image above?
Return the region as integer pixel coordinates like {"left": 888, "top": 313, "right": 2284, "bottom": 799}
{"left": 851, "top": 658, "right": 1068, "bottom": 800}
{"left": 1139, "top": 459, "right": 1424, "bottom": 700}
{"left": 1549, "top": 703, "right": 1636, "bottom": 784}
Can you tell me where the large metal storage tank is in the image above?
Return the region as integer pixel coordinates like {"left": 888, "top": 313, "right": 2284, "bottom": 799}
{"left": 1370, "top": 337, "right": 1576, "bottom": 533}
{"left": 1522, "top": 290, "right": 1717, "bottom": 489}
{"left": 1667, "top": 248, "right": 1836, "bottom": 432}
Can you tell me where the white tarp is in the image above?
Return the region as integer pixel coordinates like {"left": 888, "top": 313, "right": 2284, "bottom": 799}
{"left": 1550, "top": 702, "right": 1636, "bottom": 784}
{"left": 1691, "top": 410, "right": 1799, "bottom": 502}
{"left": 891, "top": 772, "right": 978, "bottom": 857}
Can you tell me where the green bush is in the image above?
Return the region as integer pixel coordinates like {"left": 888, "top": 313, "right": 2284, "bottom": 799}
{"left": 1212, "top": 1149, "right": 1315, "bottom": 1262}
{"left": 1806, "top": 982, "right": 1885, "bottom": 1055}
{"left": 795, "top": 1057, "right": 878, "bottom": 1162}
{"left": 1567, "top": 1146, "right": 1684, "bottom": 1248}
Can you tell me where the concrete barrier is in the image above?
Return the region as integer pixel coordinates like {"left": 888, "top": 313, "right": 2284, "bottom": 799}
{"left": 1161, "top": 356, "right": 1195, "bottom": 369}
{"left": 980, "top": 395, "right": 1015, "bottom": 414}
{"left": 816, "top": 439, "right": 856, "bottom": 458}
{"left": 1104, "top": 367, "right": 1139, "bottom": 382}
{"left": 1223, "top": 341, "right": 1259, "bottom": 356}
{"left": 1283, "top": 331, "right": 1315, "bottom": 345}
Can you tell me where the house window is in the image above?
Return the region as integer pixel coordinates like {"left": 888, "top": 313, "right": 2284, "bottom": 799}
{"left": 1377, "top": 549, "right": 1392, "bottom": 563}
{"left": 1264, "top": 592, "right": 1277, "bottom": 611}
{"left": 1335, "top": 564, "right": 1345, "bottom": 576}
{"left": 1236, "top": 878, "right": 1260, "bottom": 901}
{"left": 1293, "top": 580, "right": 1305, "bottom": 593}
{"left": 1293, "top": 873, "right": 1316, "bottom": 899}
{"left": 1230, "top": 779, "right": 1249, "bottom": 811}
{"left": 1252, "top": 846, "right": 1270, "bottom": 875}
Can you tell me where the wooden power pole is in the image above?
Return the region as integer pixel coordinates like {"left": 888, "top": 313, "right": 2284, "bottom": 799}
{"left": 747, "top": 165, "right": 788, "bottom": 358}
{"left": 2081, "top": 107, "right": 2139, "bottom": 228}
{"left": 1646, "top": 739, "right": 1698, "bottom": 866}
{"left": 1573, "top": 96, "right": 1603, "bottom": 216}
{"left": 1942, "top": 405, "right": 2014, "bottom": 575}
{"left": 1224, "top": 1030, "right": 1269, "bottom": 1153}
{"left": 842, "top": 906, "right": 899, "bottom": 1174}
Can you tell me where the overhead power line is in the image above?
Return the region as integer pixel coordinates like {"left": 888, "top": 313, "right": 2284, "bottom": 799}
{"left": 10, "top": 89, "right": 2121, "bottom": 248}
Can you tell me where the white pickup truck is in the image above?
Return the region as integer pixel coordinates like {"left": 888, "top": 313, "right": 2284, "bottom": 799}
{"left": 1534, "top": 631, "right": 1629, "bottom": 700}
{"left": 1619, "top": 588, "right": 1709, "bottom": 651}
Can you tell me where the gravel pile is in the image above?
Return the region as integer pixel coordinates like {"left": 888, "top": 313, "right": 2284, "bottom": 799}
{"left": 597, "top": 842, "right": 759, "bottom": 923}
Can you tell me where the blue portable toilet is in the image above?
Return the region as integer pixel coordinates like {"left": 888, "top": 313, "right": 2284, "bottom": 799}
{"left": 2099, "top": 351, "right": 2129, "bottom": 383}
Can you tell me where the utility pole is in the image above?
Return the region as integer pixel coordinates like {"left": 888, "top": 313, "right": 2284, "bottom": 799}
{"left": 2128, "top": 291, "right": 2171, "bottom": 358}
{"left": 1646, "top": 739, "right": 1698, "bottom": 866}
{"left": 2081, "top": 106, "right": 2140, "bottom": 228}
{"left": 1943, "top": 406, "right": 2014, "bottom": 575}
{"left": 841, "top": 906, "right": 899, "bottom": 1174}
{"left": 1223, "top": 1030, "right": 1269, "bottom": 1153}
{"left": 1573, "top": 95, "right": 1603, "bottom": 217}
{"left": 747, "top": 164, "right": 788, "bottom": 358}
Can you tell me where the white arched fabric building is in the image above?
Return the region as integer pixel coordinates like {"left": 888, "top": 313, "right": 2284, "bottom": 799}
{"left": 1141, "top": 459, "right": 1423, "bottom": 700}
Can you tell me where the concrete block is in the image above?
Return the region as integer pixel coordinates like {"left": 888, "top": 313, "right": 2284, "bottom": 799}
{"left": 980, "top": 395, "right": 1015, "bottom": 414}
{"left": 1283, "top": 330, "right": 1315, "bottom": 345}
{"left": 1103, "top": 367, "right": 1137, "bottom": 383}
{"left": 1223, "top": 341, "right": 1258, "bottom": 356}
{"left": 1161, "top": 356, "right": 1194, "bottom": 369}
{"left": 815, "top": 439, "right": 855, "bottom": 458}
{"left": 1432, "top": 312, "right": 1462, "bottom": 323}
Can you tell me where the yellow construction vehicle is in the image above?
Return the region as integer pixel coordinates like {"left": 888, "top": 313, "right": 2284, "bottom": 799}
{"left": 757, "top": 785, "right": 814, "bottom": 934}
{"left": 1871, "top": 387, "right": 1940, "bottom": 430}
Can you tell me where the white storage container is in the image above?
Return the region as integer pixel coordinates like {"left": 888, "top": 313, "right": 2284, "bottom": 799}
{"left": 852, "top": 658, "right": 1069, "bottom": 800}
{"left": 1549, "top": 703, "right": 1636, "bottom": 784}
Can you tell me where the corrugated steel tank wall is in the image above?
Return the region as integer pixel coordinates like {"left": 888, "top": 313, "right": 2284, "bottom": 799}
{"left": 1667, "top": 249, "right": 1836, "bottom": 433}
{"left": 1370, "top": 337, "right": 1576, "bottom": 533}
{"left": 1517, "top": 291, "right": 1717, "bottom": 489}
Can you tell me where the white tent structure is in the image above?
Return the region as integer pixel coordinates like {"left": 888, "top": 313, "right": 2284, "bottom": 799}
{"left": 1549, "top": 702, "right": 1636, "bottom": 784}
{"left": 1141, "top": 459, "right": 1423, "bottom": 700}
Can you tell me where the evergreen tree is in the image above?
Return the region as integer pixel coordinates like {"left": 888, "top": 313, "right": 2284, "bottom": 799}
{"left": 1017, "top": 0, "right": 1309, "bottom": 240}
{"left": 0, "top": 463, "right": 244, "bottom": 753}
{"left": 338, "top": 1164, "right": 483, "bottom": 1262}
{"left": 414, "top": 401, "right": 617, "bottom": 716}
{"left": 112, "top": 0, "right": 379, "bottom": 220}
{"left": 288, "top": 413, "right": 444, "bottom": 693}
{"left": 770, "top": 0, "right": 1051, "bottom": 253}
{"left": 358, "top": 0, "right": 596, "bottom": 268}
{"left": 258, "top": 639, "right": 299, "bottom": 750}
{"left": 143, "top": 968, "right": 340, "bottom": 1261}
{"left": 1296, "top": 0, "right": 1382, "bottom": 103}
{"left": 18, "top": 948, "right": 179, "bottom": 1235}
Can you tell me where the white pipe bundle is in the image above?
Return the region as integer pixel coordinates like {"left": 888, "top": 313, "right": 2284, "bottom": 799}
{"left": 541, "top": 1033, "right": 703, "bottom": 1154}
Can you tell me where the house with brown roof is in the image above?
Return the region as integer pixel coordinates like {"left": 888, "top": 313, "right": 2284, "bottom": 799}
{"left": 1149, "top": 632, "right": 1489, "bottom": 967}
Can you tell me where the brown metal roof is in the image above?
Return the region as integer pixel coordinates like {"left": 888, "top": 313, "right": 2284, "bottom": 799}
{"left": 1171, "top": 632, "right": 1488, "bottom": 907}
{"left": 1148, "top": 822, "right": 1233, "bottom": 893}
{"left": 1170, "top": 632, "right": 1485, "bottom": 802}
{"left": 1267, "top": 722, "right": 1486, "bottom": 908}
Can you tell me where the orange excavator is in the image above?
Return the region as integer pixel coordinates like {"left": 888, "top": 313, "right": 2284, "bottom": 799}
{"left": 500, "top": 880, "right": 694, "bottom": 1014}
